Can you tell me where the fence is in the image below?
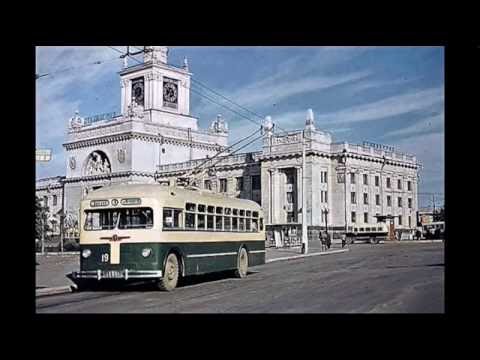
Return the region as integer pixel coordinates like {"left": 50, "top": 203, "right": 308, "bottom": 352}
{"left": 35, "top": 236, "right": 80, "bottom": 253}
{"left": 266, "top": 224, "right": 345, "bottom": 248}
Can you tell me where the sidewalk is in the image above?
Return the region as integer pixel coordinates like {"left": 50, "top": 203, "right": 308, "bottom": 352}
{"left": 265, "top": 239, "right": 348, "bottom": 263}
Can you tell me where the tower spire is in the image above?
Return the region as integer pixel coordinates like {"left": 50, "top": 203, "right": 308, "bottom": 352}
{"left": 144, "top": 46, "right": 169, "bottom": 64}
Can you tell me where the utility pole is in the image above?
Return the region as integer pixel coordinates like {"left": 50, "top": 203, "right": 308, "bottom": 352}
{"left": 301, "top": 130, "right": 308, "bottom": 254}
{"left": 41, "top": 213, "right": 45, "bottom": 254}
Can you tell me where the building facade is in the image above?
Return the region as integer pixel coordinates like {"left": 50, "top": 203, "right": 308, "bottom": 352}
{"left": 36, "top": 46, "right": 420, "bottom": 240}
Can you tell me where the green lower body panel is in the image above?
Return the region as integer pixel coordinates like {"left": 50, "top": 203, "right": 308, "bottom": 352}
{"left": 79, "top": 240, "right": 265, "bottom": 278}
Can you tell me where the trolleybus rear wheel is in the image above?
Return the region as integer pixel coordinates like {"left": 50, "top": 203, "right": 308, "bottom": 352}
{"left": 157, "top": 253, "right": 179, "bottom": 291}
{"left": 234, "top": 247, "right": 248, "bottom": 278}
{"left": 346, "top": 236, "right": 354, "bottom": 245}
{"left": 370, "top": 237, "right": 378, "bottom": 244}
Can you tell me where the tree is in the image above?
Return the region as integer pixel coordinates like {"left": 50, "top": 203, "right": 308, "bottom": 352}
{"left": 35, "top": 196, "right": 50, "bottom": 242}
{"left": 434, "top": 207, "right": 445, "bottom": 222}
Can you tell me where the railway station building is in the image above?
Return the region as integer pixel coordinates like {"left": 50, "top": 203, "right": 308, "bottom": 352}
{"left": 36, "top": 46, "right": 420, "bottom": 243}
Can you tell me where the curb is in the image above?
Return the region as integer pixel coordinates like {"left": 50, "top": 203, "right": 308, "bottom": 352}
{"left": 266, "top": 248, "right": 349, "bottom": 263}
{"left": 36, "top": 285, "right": 74, "bottom": 298}
{"left": 383, "top": 240, "right": 444, "bottom": 244}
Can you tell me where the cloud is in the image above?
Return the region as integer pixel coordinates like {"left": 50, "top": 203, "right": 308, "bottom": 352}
{"left": 391, "top": 132, "right": 444, "bottom": 195}
{"left": 381, "top": 110, "right": 444, "bottom": 140}
{"left": 190, "top": 46, "right": 373, "bottom": 124}
{"left": 36, "top": 46, "right": 124, "bottom": 178}
{"left": 315, "top": 86, "right": 444, "bottom": 125}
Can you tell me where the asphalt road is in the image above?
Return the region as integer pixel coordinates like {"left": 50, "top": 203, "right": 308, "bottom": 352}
{"left": 36, "top": 243, "right": 444, "bottom": 313}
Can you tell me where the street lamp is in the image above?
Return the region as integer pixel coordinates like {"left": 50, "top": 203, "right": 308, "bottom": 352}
{"left": 323, "top": 206, "right": 330, "bottom": 249}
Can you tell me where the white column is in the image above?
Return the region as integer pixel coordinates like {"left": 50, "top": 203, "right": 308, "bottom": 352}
{"left": 121, "top": 79, "right": 129, "bottom": 114}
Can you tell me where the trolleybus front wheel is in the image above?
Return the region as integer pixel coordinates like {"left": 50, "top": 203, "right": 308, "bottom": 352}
{"left": 370, "top": 237, "right": 379, "bottom": 244}
{"left": 234, "top": 247, "right": 249, "bottom": 278}
{"left": 156, "top": 253, "right": 179, "bottom": 291}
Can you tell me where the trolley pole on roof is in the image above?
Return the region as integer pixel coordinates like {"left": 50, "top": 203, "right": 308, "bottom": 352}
{"left": 301, "top": 130, "right": 308, "bottom": 254}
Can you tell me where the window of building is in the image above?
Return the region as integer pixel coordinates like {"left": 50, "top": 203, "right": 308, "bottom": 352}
{"left": 376, "top": 213, "right": 380, "bottom": 223}
{"left": 251, "top": 175, "right": 261, "bottom": 190}
{"left": 219, "top": 179, "right": 227, "bottom": 193}
{"left": 204, "top": 180, "right": 212, "bottom": 190}
{"left": 236, "top": 177, "right": 244, "bottom": 191}
{"left": 408, "top": 216, "right": 411, "bottom": 228}
{"left": 363, "top": 174, "right": 368, "bottom": 185}
{"left": 375, "top": 176, "right": 379, "bottom": 187}
{"left": 408, "top": 198, "right": 412, "bottom": 208}
{"left": 44, "top": 196, "right": 48, "bottom": 207}
{"left": 387, "top": 195, "right": 392, "bottom": 207}
{"left": 321, "top": 171, "right": 328, "bottom": 183}
{"left": 350, "top": 173, "right": 356, "bottom": 184}
{"left": 351, "top": 211, "right": 356, "bottom": 223}
{"left": 364, "top": 212, "right": 368, "bottom": 224}
{"left": 375, "top": 194, "right": 380, "bottom": 206}
{"left": 408, "top": 181, "right": 412, "bottom": 191}
{"left": 398, "top": 179, "right": 402, "bottom": 190}
{"left": 398, "top": 197, "right": 403, "bottom": 207}
{"left": 398, "top": 215, "right": 402, "bottom": 226}
{"left": 53, "top": 195, "right": 57, "bottom": 206}
{"left": 386, "top": 177, "right": 391, "bottom": 188}
{"left": 351, "top": 192, "right": 356, "bottom": 204}
{"left": 363, "top": 193, "right": 368, "bottom": 205}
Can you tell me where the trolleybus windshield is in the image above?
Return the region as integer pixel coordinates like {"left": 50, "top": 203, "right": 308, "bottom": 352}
{"left": 84, "top": 208, "right": 153, "bottom": 231}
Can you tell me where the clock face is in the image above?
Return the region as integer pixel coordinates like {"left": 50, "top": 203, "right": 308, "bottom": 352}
{"left": 163, "top": 80, "right": 178, "bottom": 105}
{"left": 131, "top": 77, "right": 144, "bottom": 105}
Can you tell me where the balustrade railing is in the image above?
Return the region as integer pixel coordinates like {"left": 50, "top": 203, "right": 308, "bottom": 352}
{"left": 83, "top": 111, "right": 121, "bottom": 126}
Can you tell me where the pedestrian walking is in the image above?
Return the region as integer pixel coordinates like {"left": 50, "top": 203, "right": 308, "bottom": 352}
{"left": 341, "top": 234, "right": 346, "bottom": 248}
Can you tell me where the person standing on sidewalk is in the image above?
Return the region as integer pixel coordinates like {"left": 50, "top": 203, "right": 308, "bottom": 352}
{"left": 341, "top": 234, "right": 346, "bottom": 248}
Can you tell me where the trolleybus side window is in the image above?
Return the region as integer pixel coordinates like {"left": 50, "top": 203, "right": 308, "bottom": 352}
{"left": 207, "top": 214, "right": 214, "bottom": 230}
{"left": 252, "top": 217, "right": 258, "bottom": 232}
{"left": 239, "top": 216, "right": 245, "bottom": 231}
{"left": 232, "top": 215, "right": 238, "bottom": 231}
{"left": 224, "top": 208, "right": 232, "bottom": 231}
{"left": 163, "top": 208, "right": 182, "bottom": 229}
{"left": 198, "top": 204, "right": 206, "bottom": 213}
{"left": 198, "top": 213, "right": 206, "bottom": 230}
{"left": 185, "top": 202, "right": 196, "bottom": 229}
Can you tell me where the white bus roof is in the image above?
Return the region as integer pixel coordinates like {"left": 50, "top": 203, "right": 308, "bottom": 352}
{"left": 83, "top": 184, "right": 262, "bottom": 212}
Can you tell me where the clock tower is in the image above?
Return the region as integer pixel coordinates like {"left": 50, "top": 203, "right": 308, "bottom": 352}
{"left": 119, "top": 46, "right": 196, "bottom": 130}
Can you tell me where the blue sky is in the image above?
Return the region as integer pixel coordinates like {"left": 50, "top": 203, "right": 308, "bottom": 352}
{"left": 36, "top": 46, "right": 444, "bottom": 208}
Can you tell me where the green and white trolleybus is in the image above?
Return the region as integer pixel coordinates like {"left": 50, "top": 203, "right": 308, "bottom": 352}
{"left": 68, "top": 184, "right": 266, "bottom": 291}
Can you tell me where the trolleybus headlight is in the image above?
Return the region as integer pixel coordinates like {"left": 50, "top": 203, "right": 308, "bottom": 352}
{"left": 82, "top": 249, "right": 92, "bottom": 258}
{"left": 142, "top": 248, "right": 152, "bottom": 258}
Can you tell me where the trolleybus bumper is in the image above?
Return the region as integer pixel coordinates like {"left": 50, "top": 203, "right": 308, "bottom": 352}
{"left": 68, "top": 269, "right": 163, "bottom": 281}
